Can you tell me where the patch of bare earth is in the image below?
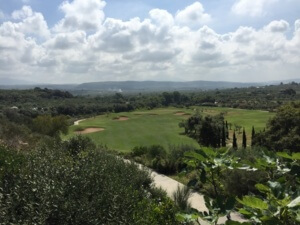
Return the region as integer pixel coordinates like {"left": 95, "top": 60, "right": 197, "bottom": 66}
{"left": 74, "top": 128, "right": 105, "bottom": 134}
{"left": 175, "top": 112, "right": 190, "bottom": 116}
{"left": 114, "top": 116, "right": 129, "bottom": 121}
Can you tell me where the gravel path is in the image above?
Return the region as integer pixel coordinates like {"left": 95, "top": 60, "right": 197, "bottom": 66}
{"left": 151, "top": 171, "right": 246, "bottom": 225}
{"left": 74, "top": 119, "right": 86, "bottom": 125}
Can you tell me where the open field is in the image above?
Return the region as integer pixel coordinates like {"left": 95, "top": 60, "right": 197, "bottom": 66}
{"left": 65, "top": 107, "right": 274, "bottom": 152}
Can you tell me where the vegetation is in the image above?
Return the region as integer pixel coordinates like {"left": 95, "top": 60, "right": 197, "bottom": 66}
{"left": 0, "top": 137, "right": 181, "bottom": 225}
{"left": 0, "top": 84, "right": 299, "bottom": 224}
{"left": 253, "top": 101, "right": 300, "bottom": 152}
{"left": 66, "top": 107, "right": 272, "bottom": 152}
{"left": 179, "top": 113, "right": 227, "bottom": 148}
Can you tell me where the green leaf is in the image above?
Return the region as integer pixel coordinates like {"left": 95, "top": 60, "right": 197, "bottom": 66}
{"left": 239, "top": 208, "right": 252, "bottom": 215}
{"left": 255, "top": 184, "right": 271, "bottom": 193}
{"left": 201, "top": 147, "right": 216, "bottom": 157}
{"left": 184, "top": 151, "right": 206, "bottom": 162}
{"left": 277, "top": 152, "right": 300, "bottom": 160}
{"left": 237, "top": 196, "right": 268, "bottom": 210}
{"left": 292, "top": 153, "right": 300, "bottom": 160}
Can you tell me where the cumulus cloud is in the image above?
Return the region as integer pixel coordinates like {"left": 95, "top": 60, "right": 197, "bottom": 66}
{"left": 54, "top": 0, "right": 106, "bottom": 32}
{"left": 295, "top": 19, "right": 300, "bottom": 32}
{"left": 0, "top": 1, "right": 299, "bottom": 83}
{"left": 232, "top": 0, "right": 278, "bottom": 17}
{"left": 175, "top": 2, "right": 211, "bottom": 27}
{"left": 264, "top": 20, "right": 289, "bottom": 33}
{"left": 11, "top": 6, "right": 50, "bottom": 38}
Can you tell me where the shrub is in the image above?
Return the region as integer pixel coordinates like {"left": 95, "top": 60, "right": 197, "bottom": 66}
{"left": 0, "top": 140, "right": 181, "bottom": 224}
{"left": 172, "top": 185, "right": 191, "bottom": 212}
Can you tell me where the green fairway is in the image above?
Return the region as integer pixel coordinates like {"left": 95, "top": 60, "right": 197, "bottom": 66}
{"left": 66, "top": 107, "right": 274, "bottom": 152}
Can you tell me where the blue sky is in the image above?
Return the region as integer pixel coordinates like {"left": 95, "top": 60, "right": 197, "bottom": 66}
{"left": 0, "top": 0, "right": 300, "bottom": 83}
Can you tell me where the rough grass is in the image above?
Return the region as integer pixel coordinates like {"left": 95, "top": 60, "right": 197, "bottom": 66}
{"left": 65, "top": 107, "right": 274, "bottom": 152}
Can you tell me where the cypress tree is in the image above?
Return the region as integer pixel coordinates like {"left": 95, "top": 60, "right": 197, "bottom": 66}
{"left": 251, "top": 126, "right": 255, "bottom": 147}
{"left": 233, "top": 131, "right": 237, "bottom": 149}
{"left": 225, "top": 120, "right": 229, "bottom": 139}
{"left": 242, "top": 128, "right": 247, "bottom": 148}
{"left": 222, "top": 123, "right": 226, "bottom": 147}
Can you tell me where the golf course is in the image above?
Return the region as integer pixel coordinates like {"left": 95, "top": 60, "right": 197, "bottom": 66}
{"left": 66, "top": 107, "right": 274, "bottom": 152}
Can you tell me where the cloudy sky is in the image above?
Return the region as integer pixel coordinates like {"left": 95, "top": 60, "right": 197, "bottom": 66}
{"left": 0, "top": 0, "right": 300, "bottom": 84}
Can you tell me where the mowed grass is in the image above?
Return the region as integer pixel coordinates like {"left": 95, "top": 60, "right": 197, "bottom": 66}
{"left": 65, "top": 107, "right": 274, "bottom": 152}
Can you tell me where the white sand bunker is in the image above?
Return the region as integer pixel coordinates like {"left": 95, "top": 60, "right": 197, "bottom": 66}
{"left": 74, "top": 128, "right": 105, "bottom": 134}
{"left": 113, "top": 116, "right": 129, "bottom": 121}
{"left": 174, "top": 112, "right": 190, "bottom": 116}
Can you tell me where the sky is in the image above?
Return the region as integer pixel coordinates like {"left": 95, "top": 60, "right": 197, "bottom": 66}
{"left": 0, "top": 0, "right": 300, "bottom": 84}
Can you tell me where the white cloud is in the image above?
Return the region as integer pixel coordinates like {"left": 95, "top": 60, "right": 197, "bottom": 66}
{"left": 54, "top": 0, "right": 106, "bottom": 32}
{"left": 175, "top": 2, "right": 211, "bottom": 27}
{"left": 264, "top": 20, "right": 289, "bottom": 33}
{"left": 232, "top": 0, "right": 278, "bottom": 17}
{"left": 12, "top": 6, "right": 33, "bottom": 20}
{"left": 295, "top": 19, "right": 300, "bottom": 32}
{"left": 11, "top": 6, "right": 50, "bottom": 38}
{"left": 0, "top": 2, "right": 299, "bottom": 83}
{"left": 149, "top": 9, "right": 174, "bottom": 27}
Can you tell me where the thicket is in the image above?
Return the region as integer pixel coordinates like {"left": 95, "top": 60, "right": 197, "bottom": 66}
{"left": 0, "top": 137, "right": 181, "bottom": 225}
{"left": 130, "top": 145, "right": 194, "bottom": 175}
{"left": 253, "top": 101, "right": 300, "bottom": 152}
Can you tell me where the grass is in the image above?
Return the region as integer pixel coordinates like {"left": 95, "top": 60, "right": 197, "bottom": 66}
{"left": 65, "top": 107, "right": 274, "bottom": 152}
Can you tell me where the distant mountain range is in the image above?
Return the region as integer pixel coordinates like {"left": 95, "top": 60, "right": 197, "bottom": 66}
{"left": 76, "top": 80, "right": 260, "bottom": 91}
{"left": 0, "top": 79, "right": 299, "bottom": 93}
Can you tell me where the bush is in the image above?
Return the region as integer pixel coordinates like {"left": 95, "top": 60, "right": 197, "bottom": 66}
{"left": 0, "top": 140, "right": 181, "bottom": 224}
{"left": 148, "top": 145, "right": 167, "bottom": 158}
{"left": 172, "top": 185, "right": 191, "bottom": 212}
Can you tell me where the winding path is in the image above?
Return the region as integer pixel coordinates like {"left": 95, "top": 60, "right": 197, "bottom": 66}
{"left": 74, "top": 119, "right": 86, "bottom": 125}
{"left": 150, "top": 170, "right": 246, "bottom": 225}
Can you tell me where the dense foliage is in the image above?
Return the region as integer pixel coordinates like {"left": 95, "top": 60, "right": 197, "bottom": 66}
{"left": 179, "top": 113, "right": 228, "bottom": 148}
{"left": 180, "top": 147, "right": 300, "bottom": 225}
{"left": 0, "top": 137, "right": 181, "bottom": 225}
{"left": 254, "top": 101, "right": 300, "bottom": 152}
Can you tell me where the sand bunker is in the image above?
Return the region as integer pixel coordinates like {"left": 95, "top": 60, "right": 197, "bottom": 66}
{"left": 74, "top": 128, "right": 105, "bottom": 134}
{"left": 174, "top": 112, "right": 191, "bottom": 116}
{"left": 114, "top": 116, "right": 129, "bottom": 121}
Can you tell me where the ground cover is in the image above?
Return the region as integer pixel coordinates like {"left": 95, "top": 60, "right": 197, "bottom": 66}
{"left": 66, "top": 107, "right": 274, "bottom": 152}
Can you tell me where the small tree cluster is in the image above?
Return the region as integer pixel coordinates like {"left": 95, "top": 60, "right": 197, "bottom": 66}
{"left": 179, "top": 113, "right": 228, "bottom": 148}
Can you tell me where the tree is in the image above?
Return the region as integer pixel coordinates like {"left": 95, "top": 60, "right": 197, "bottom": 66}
{"left": 180, "top": 113, "right": 225, "bottom": 148}
{"left": 32, "top": 115, "right": 68, "bottom": 137}
{"left": 251, "top": 126, "right": 255, "bottom": 147}
{"left": 254, "top": 101, "right": 300, "bottom": 152}
{"left": 225, "top": 120, "right": 229, "bottom": 139}
{"left": 222, "top": 122, "right": 226, "bottom": 147}
{"left": 242, "top": 128, "right": 247, "bottom": 149}
{"left": 233, "top": 131, "right": 237, "bottom": 149}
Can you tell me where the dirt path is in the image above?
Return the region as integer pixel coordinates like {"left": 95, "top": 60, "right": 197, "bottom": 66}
{"left": 74, "top": 119, "right": 86, "bottom": 125}
{"left": 150, "top": 171, "right": 246, "bottom": 225}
